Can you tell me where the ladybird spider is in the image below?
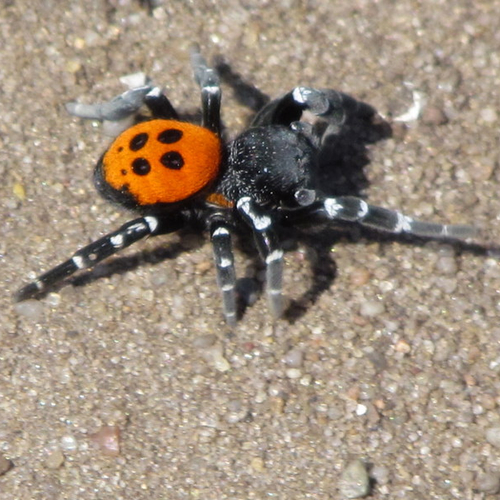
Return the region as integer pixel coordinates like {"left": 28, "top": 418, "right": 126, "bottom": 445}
{"left": 16, "top": 47, "right": 476, "bottom": 326}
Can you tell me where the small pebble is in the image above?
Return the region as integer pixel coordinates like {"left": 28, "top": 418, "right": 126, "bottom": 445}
{"left": 359, "top": 300, "right": 385, "bottom": 318}
{"left": 480, "top": 108, "right": 498, "bottom": 123}
{"left": 475, "top": 471, "right": 500, "bottom": 494}
{"left": 350, "top": 267, "right": 371, "bottom": 287}
{"left": 394, "top": 339, "right": 411, "bottom": 354}
{"left": 90, "top": 425, "right": 121, "bottom": 457}
{"left": 13, "top": 182, "right": 26, "bottom": 200}
{"left": 463, "top": 373, "right": 476, "bottom": 387}
{"left": 65, "top": 59, "right": 82, "bottom": 74}
{"left": 225, "top": 399, "right": 249, "bottom": 424}
{"left": 60, "top": 435, "right": 78, "bottom": 452}
{"left": 434, "top": 277, "right": 457, "bottom": 294}
{"left": 421, "top": 106, "right": 448, "bottom": 125}
{"left": 0, "top": 454, "right": 13, "bottom": 475}
{"left": 356, "top": 404, "right": 368, "bottom": 416}
{"left": 14, "top": 299, "right": 44, "bottom": 321}
{"left": 45, "top": 449, "right": 65, "bottom": 469}
{"left": 366, "top": 404, "right": 381, "bottom": 427}
{"left": 339, "top": 459, "right": 371, "bottom": 498}
{"left": 370, "top": 464, "right": 390, "bottom": 485}
{"left": 470, "top": 159, "right": 494, "bottom": 181}
{"left": 269, "top": 396, "right": 285, "bottom": 415}
{"left": 199, "top": 344, "right": 231, "bottom": 372}
{"left": 283, "top": 348, "right": 304, "bottom": 368}
{"left": 212, "top": 352, "right": 231, "bottom": 372}
{"left": 119, "top": 72, "right": 148, "bottom": 89}
{"left": 192, "top": 334, "right": 217, "bottom": 349}
{"left": 250, "top": 456, "right": 265, "bottom": 472}
{"left": 346, "top": 385, "right": 360, "bottom": 401}
{"left": 285, "top": 368, "right": 302, "bottom": 379}
{"left": 435, "top": 256, "right": 458, "bottom": 274}
{"left": 485, "top": 427, "right": 500, "bottom": 448}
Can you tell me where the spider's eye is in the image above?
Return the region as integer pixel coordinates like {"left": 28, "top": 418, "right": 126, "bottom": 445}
{"left": 98, "top": 119, "right": 222, "bottom": 207}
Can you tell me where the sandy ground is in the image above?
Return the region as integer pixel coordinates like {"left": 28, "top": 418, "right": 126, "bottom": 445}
{"left": 2, "top": 0, "right": 500, "bottom": 499}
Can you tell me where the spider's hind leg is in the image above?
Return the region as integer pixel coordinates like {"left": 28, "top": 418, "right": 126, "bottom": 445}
{"left": 15, "top": 215, "right": 184, "bottom": 302}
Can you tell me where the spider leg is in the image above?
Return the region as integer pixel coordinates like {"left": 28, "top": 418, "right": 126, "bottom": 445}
{"left": 251, "top": 86, "right": 348, "bottom": 130}
{"left": 236, "top": 197, "right": 284, "bottom": 319}
{"left": 208, "top": 215, "right": 237, "bottom": 327}
{"left": 15, "top": 215, "right": 184, "bottom": 302}
{"left": 66, "top": 85, "right": 179, "bottom": 122}
{"left": 66, "top": 85, "right": 155, "bottom": 121}
{"left": 190, "top": 45, "right": 222, "bottom": 134}
{"left": 143, "top": 86, "right": 179, "bottom": 119}
{"left": 286, "top": 195, "right": 476, "bottom": 241}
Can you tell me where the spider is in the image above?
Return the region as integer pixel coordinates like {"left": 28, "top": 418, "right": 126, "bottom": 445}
{"left": 16, "top": 47, "right": 476, "bottom": 326}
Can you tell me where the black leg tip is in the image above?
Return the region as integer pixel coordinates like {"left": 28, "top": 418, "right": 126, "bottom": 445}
{"left": 14, "top": 283, "right": 41, "bottom": 303}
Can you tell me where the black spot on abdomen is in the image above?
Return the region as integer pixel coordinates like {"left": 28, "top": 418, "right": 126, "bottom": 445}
{"left": 160, "top": 151, "right": 184, "bottom": 170}
{"left": 129, "top": 133, "right": 149, "bottom": 151}
{"left": 132, "top": 157, "right": 151, "bottom": 175}
{"left": 158, "top": 128, "right": 183, "bottom": 144}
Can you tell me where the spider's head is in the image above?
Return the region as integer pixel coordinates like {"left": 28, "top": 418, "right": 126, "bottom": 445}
{"left": 94, "top": 119, "right": 222, "bottom": 210}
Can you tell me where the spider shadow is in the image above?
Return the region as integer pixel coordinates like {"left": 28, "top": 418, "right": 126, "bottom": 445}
{"left": 64, "top": 230, "right": 203, "bottom": 291}
{"left": 283, "top": 224, "right": 495, "bottom": 323}
{"left": 216, "top": 57, "right": 393, "bottom": 322}
{"left": 282, "top": 228, "right": 341, "bottom": 323}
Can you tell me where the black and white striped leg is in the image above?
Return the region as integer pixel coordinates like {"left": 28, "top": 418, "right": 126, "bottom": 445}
{"left": 209, "top": 218, "right": 237, "bottom": 327}
{"left": 15, "top": 215, "right": 183, "bottom": 302}
{"left": 236, "top": 197, "right": 284, "bottom": 319}
{"left": 321, "top": 196, "right": 477, "bottom": 240}
{"left": 190, "top": 45, "right": 222, "bottom": 134}
{"left": 143, "top": 86, "right": 179, "bottom": 119}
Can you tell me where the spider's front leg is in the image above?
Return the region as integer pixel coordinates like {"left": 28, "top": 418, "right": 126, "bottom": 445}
{"left": 236, "top": 197, "right": 284, "bottom": 319}
{"left": 323, "top": 196, "right": 477, "bottom": 240}
{"left": 190, "top": 45, "right": 222, "bottom": 134}
{"left": 15, "top": 215, "right": 184, "bottom": 302}
{"left": 286, "top": 195, "right": 476, "bottom": 241}
{"left": 66, "top": 85, "right": 179, "bottom": 122}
